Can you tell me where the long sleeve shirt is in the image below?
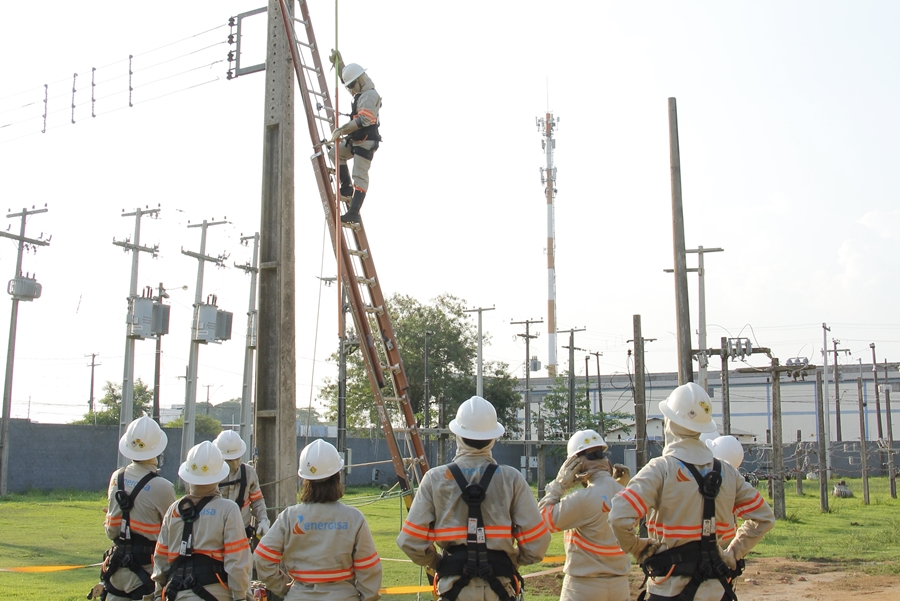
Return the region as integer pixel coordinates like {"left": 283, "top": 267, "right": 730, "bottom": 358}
{"left": 538, "top": 471, "right": 630, "bottom": 579}
{"left": 152, "top": 494, "right": 252, "bottom": 601}
{"left": 105, "top": 463, "right": 175, "bottom": 543}
{"left": 218, "top": 463, "right": 267, "bottom": 529}
{"left": 609, "top": 456, "right": 774, "bottom": 599}
{"left": 396, "top": 451, "right": 550, "bottom": 572}
{"left": 254, "top": 502, "right": 382, "bottom": 601}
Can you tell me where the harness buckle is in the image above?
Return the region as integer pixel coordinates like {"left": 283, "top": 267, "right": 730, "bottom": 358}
{"left": 115, "top": 490, "right": 133, "bottom": 511}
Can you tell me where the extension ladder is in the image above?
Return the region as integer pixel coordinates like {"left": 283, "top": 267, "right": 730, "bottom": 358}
{"left": 276, "top": 0, "right": 428, "bottom": 502}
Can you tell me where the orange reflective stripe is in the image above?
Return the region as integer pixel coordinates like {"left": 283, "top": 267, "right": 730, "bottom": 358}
{"left": 250, "top": 490, "right": 263, "bottom": 501}
{"left": 255, "top": 543, "right": 281, "bottom": 563}
{"left": 565, "top": 531, "right": 626, "bottom": 556}
{"left": 517, "top": 523, "right": 549, "bottom": 544}
{"left": 619, "top": 488, "right": 648, "bottom": 517}
{"left": 224, "top": 539, "right": 250, "bottom": 553}
{"left": 541, "top": 506, "right": 560, "bottom": 533}
{"left": 734, "top": 493, "right": 764, "bottom": 517}
{"left": 289, "top": 567, "right": 353, "bottom": 583}
{"left": 354, "top": 552, "right": 380, "bottom": 570}
{"left": 129, "top": 519, "right": 161, "bottom": 536}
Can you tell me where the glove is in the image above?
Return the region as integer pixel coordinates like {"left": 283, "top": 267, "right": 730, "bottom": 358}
{"left": 630, "top": 538, "right": 665, "bottom": 563}
{"left": 613, "top": 463, "right": 631, "bottom": 487}
{"left": 718, "top": 545, "right": 738, "bottom": 570}
{"left": 328, "top": 49, "right": 345, "bottom": 77}
{"left": 256, "top": 519, "right": 270, "bottom": 538}
{"left": 555, "top": 455, "right": 584, "bottom": 489}
{"left": 328, "top": 127, "right": 344, "bottom": 144}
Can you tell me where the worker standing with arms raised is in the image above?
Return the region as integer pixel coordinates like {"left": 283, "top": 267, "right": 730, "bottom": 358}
{"left": 538, "top": 430, "right": 631, "bottom": 601}
{"left": 152, "top": 441, "right": 251, "bottom": 601}
{"left": 254, "top": 439, "right": 382, "bottom": 601}
{"left": 98, "top": 415, "right": 176, "bottom": 601}
{"left": 397, "top": 396, "right": 550, "bottom": 601}
{"left": 214, "top": 430, "right": 269, "bottom": 546}
{"left": 327, "top": 50, "right": 381, "bottom": 224}
{"left": 609, "top": 383, "right": 774, "bottom": 601}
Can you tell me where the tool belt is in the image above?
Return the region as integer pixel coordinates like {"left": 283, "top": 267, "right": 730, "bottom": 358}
{"left": 642, "top": 540, "right": 745, "bottom": 581}
{"left": 165, "top": 554, "right": 228, "bottom": 601}
{"left": 438, "top": 545, "right": 518, "bottom": 579}
{"left": 344, "top": 138, "right": 379, "bottom": 160}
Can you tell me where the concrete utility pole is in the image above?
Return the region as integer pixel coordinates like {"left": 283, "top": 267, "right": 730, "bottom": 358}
{"left": 257, "top": 0, "right": 298, "bottom": 520}
{"left": 151, "top": 283, "right": 179, "bottom": 425}
{"left": 858, "top": 377, "right": 870, "bottom": 505}
{"left": 537, "top": 113, "right": 559, "bottom": 377}
{"left": 180, "top": 218, "right": 228, "bottom": 462}
{"left": 885, "top": 387, "right": 897, "bottom": 499}
{"left": 829, "top": 339, "right": 850, "bottom": 441}
{"left": 664, "top": 246, "right": 723, "bottom": 394}
{"left": 871, "top": 343, "right": 883, "bottom": 440}
{"left": 590, "top": 351, "right": 603, "bottom": 419}
{"left": 0, "top": 206, "right": 50, "bottom": 495}
{"left": 667, "top": 98, "right": 693, "bottom": 386}
{"left": 114, "top": 206, "right": 159, "bottom": 468}
{"left": 86, "top": 353, "right": 101, "bottom": 423}
{"left": 720, "top": 336, "right": 731, "bottom": 435}
{"left": 235, "top": 233, "right": 259, "bottom": 461}
{"left": 821, "top": 323, "right": 832, "bottom": 473}
{"left": 560, "top": 327, "right": 586, "bottom": 436}
{"left": 815, "top": 371, "right": 829, "bottom": 512}
{"left": 513, "top": 318, "right": 542, "bottom": 478}
{"left": 630, "top": 316, "right": 653, "bottom": 468}
{"left": 464, "top": 306, "right": 495, "bottom": 396}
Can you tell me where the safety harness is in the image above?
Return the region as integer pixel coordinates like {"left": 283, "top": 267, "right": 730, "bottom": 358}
{"left": 346, "top": 93, "right": 381, "bottom": 160}
{"left": 98, "top": 470, "right": 159, "bottom": 600}
{"left": 163, "top": 496, "right": 228, "bottom": 601}
{"left": 218, "top": 464, "right": 255, "bottom": 540}
{"left": 638, "top": 459, "right": 744, "bottom": 601}
{"left": 437, "top": 463, "right": 523, "bottom": 601}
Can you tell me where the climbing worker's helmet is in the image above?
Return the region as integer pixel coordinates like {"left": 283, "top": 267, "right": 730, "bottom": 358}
{"left": 449, "top": 396, "right": 505, "bottom": 440}
{"left": 706, "top": 435, "right": 744, "bottom": 468}
{"left": 119, "top": 415, "right": 168, "bottom": 461}
{"left": 566, "top": 429, "right": 608, "bottom": 461}
{"left": 178, "top": 440, "right": 231, "bottom": 485}
{"left": 214, "top": 429, "right": 247, "bottom": 460}
{"left": 658, "top": 382, "right": 718, "bottom": 433}
{"left": 342, "top": 63, "right": 367, "bottom": 89}
{"left": 298, "top": 439, "right": 344, "bottom": 480}
{"left": 699, "top": 423, "right": 719, "bottom": 444}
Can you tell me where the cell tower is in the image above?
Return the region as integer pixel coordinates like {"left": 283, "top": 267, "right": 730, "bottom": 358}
{"left": 537, "top": 112, "right": 559, "bottom": 377}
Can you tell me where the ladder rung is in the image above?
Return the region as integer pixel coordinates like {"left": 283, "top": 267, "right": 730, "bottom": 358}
{"left": 341, "top": 221, "right": 361, "bottom": 231}
{"left": 348, "top": 248, "right": 369, "bottom": 259}
{"left": 314, "top": 114, "right": 330, "bottom": 122}
{"left": 389, "top": 363, "right": 401, "bottom": 374}
{"left": 381, "top": 397, "right": 402, "bottom": 404}
{"left": 294, "top": 39, "right": 315, "bottom": 50}
{"left": 356, "top": 276, "right": 376, "bottom": 287}
{"left": 302, "top": 64, "right": 320, "bottom": 74}
{"left": 292, "top": 18, "right": 310, "bottom": 27}
{"left": 365, "top": 305, "right": 384, "bottom": 316}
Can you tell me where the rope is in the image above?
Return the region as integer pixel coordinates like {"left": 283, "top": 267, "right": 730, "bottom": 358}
{"left": 304, "top": 220, "right": 328, "bottom": 446}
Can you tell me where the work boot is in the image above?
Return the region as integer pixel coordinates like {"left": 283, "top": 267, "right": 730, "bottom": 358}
{"left": 338, "top": 165, "right": 353, "bottom": 200}
{"left": 340, "top": 190, "right": 366, "bottom": 223}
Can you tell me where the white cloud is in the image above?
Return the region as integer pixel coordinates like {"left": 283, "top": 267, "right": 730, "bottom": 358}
{"left": 858, "top": 210, "right": 900, "bottom": 239}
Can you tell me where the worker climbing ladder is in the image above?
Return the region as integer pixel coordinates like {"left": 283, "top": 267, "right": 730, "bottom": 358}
{"left": 275, "top": 0, "right": 428, "bottom": 503}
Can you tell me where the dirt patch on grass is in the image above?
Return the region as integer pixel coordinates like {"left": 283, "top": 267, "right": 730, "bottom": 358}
{"left": 525, "top": 558, "right": 900, "bottom": 601}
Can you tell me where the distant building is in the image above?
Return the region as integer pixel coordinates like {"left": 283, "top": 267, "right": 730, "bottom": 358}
{"left": 604, "top": 417, "right": 758, "bottom": 444}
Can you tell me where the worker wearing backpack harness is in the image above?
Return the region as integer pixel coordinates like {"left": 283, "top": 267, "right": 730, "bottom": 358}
{"left": 327, "top": 49, "right": 381, "bottom": 224}
{"left": 397, "top": 396, "right": 551, "bottom": 601}
{"left": 254, "top": 439, "right": 383, "bottom": 601}
{"left": 152, "top": 441, "right": 252, "bottom": 601}
{"left": 538, "top": 430, "right": 631, "bottom": 601}
{"left": 213, "top": 431, "right": 270, "bottom": 545}
{"left": 608, "top": 383, "right": 775, "bottom": 601}
{"left": 97, "top": 416, "right": 176, "bottom": 601}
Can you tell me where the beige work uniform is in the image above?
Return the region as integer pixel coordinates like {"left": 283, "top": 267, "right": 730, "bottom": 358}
{"left": 104, "top": 463, "right": 176, "bottom": 601}
{"left": 218, "top": 463, "right": 267, "bottom": 530}
{"left": 152, "top": 493, "right": 252, "bottom": 601}
{"left": 339, "top": 79, "right": 381, "bottom": 192}
{"left": 609, "top": 455, "right": 774, "bottom": 601}
{"left": 254, "top": 502, "right": 382, "bottom": 601}
{"left": 538, "top": 471, "right": 630, "bottom": 601}
{"left": 397, "top": 445, "right": 551, "bottom": 601}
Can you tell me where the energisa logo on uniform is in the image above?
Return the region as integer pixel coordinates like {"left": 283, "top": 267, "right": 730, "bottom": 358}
{"left": 124, "top": 477, "right": 152, "bottom": 492}
{"left": 294, "top": 515, "right": 349, "bottom": 534}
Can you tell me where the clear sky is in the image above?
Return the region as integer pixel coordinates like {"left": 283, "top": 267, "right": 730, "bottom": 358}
{"left": 2, "top": 1, "right": 899, "bottom": 427}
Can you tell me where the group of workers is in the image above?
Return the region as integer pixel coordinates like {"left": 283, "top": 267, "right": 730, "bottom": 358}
{"left": 99, "top": 382, "right": 773, "bottom": 601}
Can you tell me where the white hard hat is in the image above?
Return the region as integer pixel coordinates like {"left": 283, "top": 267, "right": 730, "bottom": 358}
{"left": 659, "top": 382, "right": 717, "bottom": 434}
{"left": 566, "top": 429, "right": 607, "bottom": 460}
{"left": 706, "top": 435, "right": 744, "bottom": 468}
{"left": 119, "top": 415, "right": 168, "bottom": 461}
{"left": 298, "top": 439, "right": 344, "bottom": 480}
{"left": 214, "top": 430, "right": 247, "bottom": 460}
{"left": 342, "top": 63, "right": 366, "bottom": 86}
{"left": 178, "top": 441, "right": 231, "bottom": 485}
{"left": 449, "top": 396, "right": 505, "bottom": 440}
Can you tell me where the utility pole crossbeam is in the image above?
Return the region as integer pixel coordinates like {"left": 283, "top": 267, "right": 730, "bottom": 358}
{"left": 513, "top": 318, "right": 542, "bottom": 481}
{"left": 559, "top": 327, "right": 586, "bottom": 437}
{"left": 0, "top": 206, "right": 50, "bottom": 495}
{"left": 113, "top": 206, "right": 159, "bottom": 468}
{"left": 235, "top": 233, "right": 260, "bottom": 462}
{"left": 537, "top": 113, "right": 559, "bottom": 377}
{"left": 180, "top": 219, "right": 228, "bottom": 465}
{"left": 464, "top": 306, "right": 495, "bottom": 397}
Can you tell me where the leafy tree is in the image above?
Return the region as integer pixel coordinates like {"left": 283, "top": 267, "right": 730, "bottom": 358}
{"left": 165, "top": 414, "right": 222, "bottom": 436}
{"left": 540, "top": 373, "right": 631, "bottom": 443}
{"left": 71, "top": 379, "right": 153, "bottom": 425}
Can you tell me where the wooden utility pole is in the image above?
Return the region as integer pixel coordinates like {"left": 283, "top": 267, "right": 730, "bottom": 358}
{"left": 771, "top": 359, "right": 785, "bottom": 520}
{"left": 590, "top": 351, "right": 603, "bottom": 420}
{"left": 796, "top": 430, "right": 803, "bottom": 496}
{"left": 632, "top": 315, "right": 648, "bottom": 468}
{"left": 667, "top": 98, "right": 693, "bottom": 386}
{"left": 830, "top": 339, "right": 850, "bottom": 441}
{"left": 858, "top": 377, "right": 870, "bottom": 504}
{"left": 871, "top": 344, "right": 883, "bottom": 440}
{"left": 720, "top": 336, "right": 731, "bottom": 435}
{"left": 560, "top": 327, "right": 586, "bottom": 437}
{"left": 885, "top": 387, "right": 896, "bottom": 499}
{"left": 257, "top": 0, "right": 298, "bottom": 520}
{"left": 537, "top": 417, "right": 546, "bottom": 500}
{"left": 815, "top": 370, "right": 829, "bottom": 512}
{"left": 513, "top": 318, "right": 542, "bottom": 478}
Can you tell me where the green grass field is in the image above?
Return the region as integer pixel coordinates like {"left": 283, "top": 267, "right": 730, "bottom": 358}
{"left": 1, "top": 478, "right": 899, "bottom": 601}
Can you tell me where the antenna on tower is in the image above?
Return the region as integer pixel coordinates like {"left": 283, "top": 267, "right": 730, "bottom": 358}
{"left": 536, "top": 108, "right": 559, "bottom": 376}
